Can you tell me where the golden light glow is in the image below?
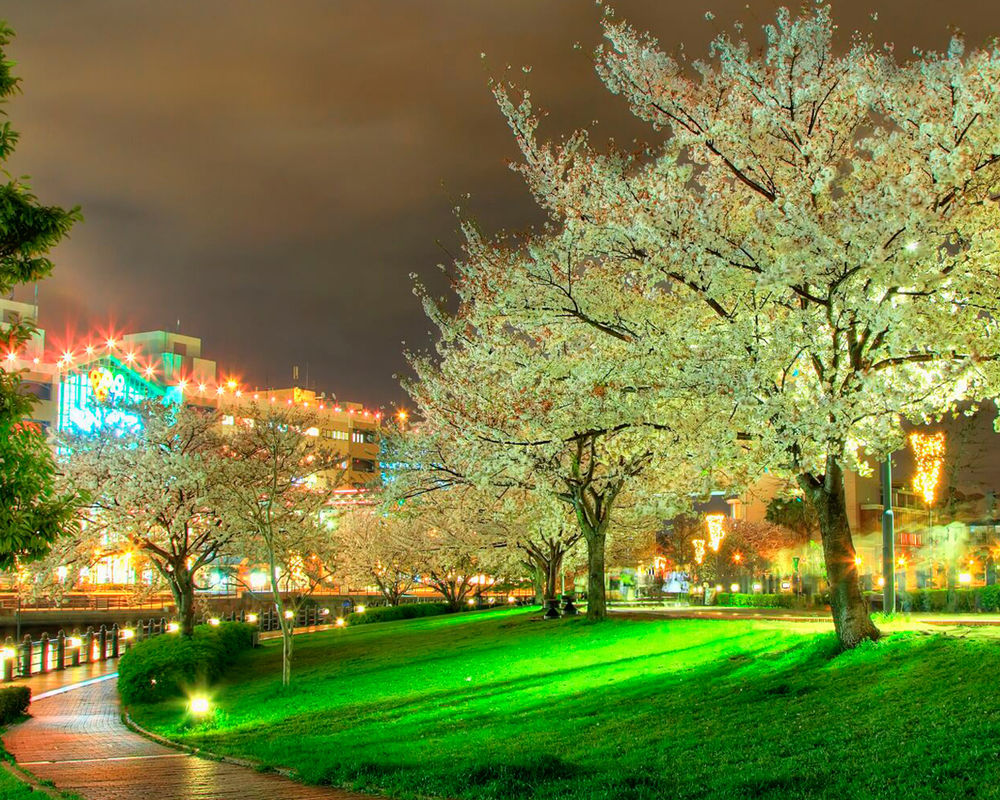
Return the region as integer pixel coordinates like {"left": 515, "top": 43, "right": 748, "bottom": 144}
{"left": 692, "top": 539, "right": 706, "bottom": 565}
{"left": 335, "top": 617, "right": 346, "bottom": 627}
{"left": 167, "top": 622, "right": 180, "bottom": 633}
{"left": 356, "top": 605, "right": 366, "bottom": 614}
{"left": 910, "top": 431, "right": 945, "bottom": 506}
{"left": 189, "top": 695, "right": 210, "bottom": 715}
{"left": 706, "top": 513, "right": 726, "bottom": 552}
{"left": 246, "top": 613, "right": 258, "bottom": 624}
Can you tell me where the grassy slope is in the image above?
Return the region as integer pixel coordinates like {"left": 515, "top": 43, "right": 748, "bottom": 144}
{"left": 130, "top": 610, "right": 1000, "bottom": 800}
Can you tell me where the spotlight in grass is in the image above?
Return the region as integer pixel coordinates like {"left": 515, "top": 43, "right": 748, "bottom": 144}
{"left": 959, "top": 572, "right": 972, "bottom": 585}
{"left": 121, "top": 629, "right": 135, "bottom": 640}
{"left": 208, "top": 617, "right": 220, "bottom": 626}
{"left": 167, "top": 622, "right": 180, "bottom": 633}
{"left": 752, "top": 583, "right": 762, "bottom": 592}
{"left": 467, "top": 598, "right": 476, "bottom": 606}
{"left": 320, "top": 608, "right": 330, "bottom": 616}
{"left": 507, "top": 596, "right": 517, "bottom": 604}
{"left": 714, "top": 585, "right": 723, "bottom": 592}
{"left": 189, "top": 695, "right": 211, "bottom": 715}
{"left": 730, "top": 583, "right": 739, "bottom": 592}
{"left": 355, "top": 605, "right": 366, "bottom": 614}
{"left": 246, "top": 613, "right": 258, "bottom": 624}
{"left": 335, "top": 618, "right": 346, "bottom": 627}
{"left": 284, "top": 610, "right": 294, "bottom": 619}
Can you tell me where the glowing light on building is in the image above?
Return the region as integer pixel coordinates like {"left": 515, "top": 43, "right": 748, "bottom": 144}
{"left": 706, "top": 513, "right": 726, "bottom": 552}
{"left": 910, "top": 431, "right": 945, "bottom": 506}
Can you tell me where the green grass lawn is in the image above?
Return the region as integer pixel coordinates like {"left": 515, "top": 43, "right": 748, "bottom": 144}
{"left": 129, "top": 609, "right": 1000, "bottom": 800}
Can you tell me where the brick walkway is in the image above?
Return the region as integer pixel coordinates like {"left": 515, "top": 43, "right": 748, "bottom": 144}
{"left": 3, "top": 672, "right": 371, "bottom": 800}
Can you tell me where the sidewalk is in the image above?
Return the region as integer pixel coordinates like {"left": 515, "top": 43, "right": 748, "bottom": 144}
{"left": 2, "top": 636, "right": 372, "bottom": 799}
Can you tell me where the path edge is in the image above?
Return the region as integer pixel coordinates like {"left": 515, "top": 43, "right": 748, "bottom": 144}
{"left": 1, "top": 754, "right": 71, "bottom": 799}
{"left": 121, "top": 710, "right": 298, "bottom": 779}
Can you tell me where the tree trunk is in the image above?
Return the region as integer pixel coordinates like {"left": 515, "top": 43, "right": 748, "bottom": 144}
{"left": 584, "top": 530, "right": 607, "bottom": 621}
{"left": 167, "top": 568, "right": 196, "bottom": 637}
{"left": 281, "top": 619, "right": 293, "bottom": 687}
{"left": 800, "top": 457, "right": 880, "bottom": 649}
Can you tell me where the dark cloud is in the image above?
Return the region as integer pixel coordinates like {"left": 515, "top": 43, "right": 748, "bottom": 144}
{"left": 4, "top": 1, "right": 1000, "bottom": 407}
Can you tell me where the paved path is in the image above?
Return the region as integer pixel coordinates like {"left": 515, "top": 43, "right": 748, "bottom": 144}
{"left": 3, "top": 663, "right": 370, "bottom": 800}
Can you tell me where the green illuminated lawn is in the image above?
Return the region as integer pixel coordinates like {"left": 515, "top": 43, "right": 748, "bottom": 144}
{"left": 129, "top": 610, "right": 1000, "bottom": 800}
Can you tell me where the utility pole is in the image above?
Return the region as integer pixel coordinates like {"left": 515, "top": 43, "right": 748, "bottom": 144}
{"left": 882, "top": 455, "right": 895, "bottom": 614}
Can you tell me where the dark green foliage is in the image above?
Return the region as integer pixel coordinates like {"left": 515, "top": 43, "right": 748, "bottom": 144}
{"left": 715, "top": 592, "right": 797, "bottom": 608}
{"left": 117, "top": 623, "right": 254, "bottom": 705}
{"left": 0, "top": 685, "right": 29, "bottom": 724}
{"left": 898, "top": 588, "right": 998, "bottom": 613}
{"left": 346, "top": 602, "right": 452, "bottom": 626}
{"left": 0, "top": 21, "right": 81, "bottom": 569}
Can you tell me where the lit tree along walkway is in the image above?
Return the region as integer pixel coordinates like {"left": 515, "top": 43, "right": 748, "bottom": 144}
{"left": 3, "top": 675, "right": 370, "bottom": 800}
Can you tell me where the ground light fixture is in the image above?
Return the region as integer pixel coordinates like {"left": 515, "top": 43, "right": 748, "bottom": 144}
{"left": 121, "top": 629, "right": 135, "bottom": 640}
{"left": 167, "top": 622, "right": 180, "bottom": 633}
{"left": 467, "top": 598, "right": 476, "bottom": 606}
{"left": 356, "top": 605, "right": 366, "bottom": 614}
{"left": 189, "top": 696, "right": 211, "bottom": 715}
{"left": 0, "top": 648, "right": 14, "bottom": 660}
{"left": 507, "top": 597, "right": 517, "bottom": 604}
{"left": 283, "top": 610, "right": 294, "bottom": 619}
{"left": 67, "top": 637, "right": 82, "bottom": 649}
{"left": 730, "top": 583, "right": 739, "bottom": 592}
{"left": 208, "top": 617, "right": 220, "bottom": 626}
{"left": 335, "top": 618, "right": 346, "bottom": 627}
{"left": 245, "top": 613, "right": 258, "bottom": 624}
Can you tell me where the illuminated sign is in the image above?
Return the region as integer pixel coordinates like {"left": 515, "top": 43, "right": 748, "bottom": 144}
{"left": 88, "top": 367, "right": 127, "bottom": 403}
{"left": 59, "top": 357, "right": 167, "bottom": 436}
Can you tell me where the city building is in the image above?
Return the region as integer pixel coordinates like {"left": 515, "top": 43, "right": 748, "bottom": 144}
{"left": 1, "top": 296, "right": 382, "bottom": 592}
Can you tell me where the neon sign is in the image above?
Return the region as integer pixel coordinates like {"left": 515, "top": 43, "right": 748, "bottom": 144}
{"left": 88, "top": 367, "right": 126, "bottom": 403}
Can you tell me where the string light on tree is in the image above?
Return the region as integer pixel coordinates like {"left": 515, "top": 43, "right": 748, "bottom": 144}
{"left": 706, "top": 513, "right": 726, "bottom": 552}
{"left": 692, "top": 538, "right": 706, "bottom": 565}
{"left": 910, "top": 432, "right": 945, "bottom": 506}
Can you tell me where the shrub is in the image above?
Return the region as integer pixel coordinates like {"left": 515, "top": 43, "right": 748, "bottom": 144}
{"left": 978, "top": 584, "right": 1000, "bottom": 612}
{"left": 118, "top": 622, "right": 254, "bottom": 706}
{"left": 347, "top": 603, "right": 451, "bottom": 626}
{"left": 0, "top": 686, "right": 30, "bottom": 724}
{"left": 715, "top": 593, "right": 796, "bottom": 609}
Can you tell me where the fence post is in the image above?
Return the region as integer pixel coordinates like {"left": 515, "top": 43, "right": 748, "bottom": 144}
{"left": 56, "top": 630, "right": 66, "bottom": 671}
{"left": 39, "top": 632, "right": 50, "bottom": 674}
{"left": 159, "top": 617, "right": 167, "bottom": 635}
{"left": 71, "top": 630, "right": 81, "bottom": 667}
{"left": 111, "top": 624, "right": 120, "bottom": 658}
{"left": 20, "top": 635, "right": 32, "bottom": 678}
{"left": 84, "top": 627, "right": 94, "bottom": 663}
{"left": 98, "top": 625, "right": 108, "bottom": 661}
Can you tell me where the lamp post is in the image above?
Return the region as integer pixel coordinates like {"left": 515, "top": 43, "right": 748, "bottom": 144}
{"left": 881, "top": 456, "right": 895, "bottom": 614}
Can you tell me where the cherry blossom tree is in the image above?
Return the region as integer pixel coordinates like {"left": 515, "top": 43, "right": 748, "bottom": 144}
{"left": 62, "top": 402, "right": 233, "bottom": 636}
{"left": 221, "top": 403, "right": 345, "bottom": 686}
{"left": 406, "top": 229, "right": 740, "bottom": 621}
{"left": 493, "top": 4, "right": 1000, "bottom": 647}
{"left": 333, "top": 506, "right": 420, "bottom": 606}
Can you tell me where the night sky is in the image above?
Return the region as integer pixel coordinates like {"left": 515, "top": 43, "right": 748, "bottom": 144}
{"left": 5, "top": 1, "right": 1000, "bottom": 411}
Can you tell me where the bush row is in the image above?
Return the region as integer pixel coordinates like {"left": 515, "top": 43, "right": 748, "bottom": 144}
{"left": 118, "top": 622, "right": 255, "bottom": 706}
{"left": 0, "top": 686, "right": 30, "bottom": 725}
{"left": 714, "top": 593, "right": 798, "bottom": 608}
{"left": 893, "top": 586, "right": 1000, "bottom": 613}
{"left": 346, "top": 602, "right": 452, "bottom": 626}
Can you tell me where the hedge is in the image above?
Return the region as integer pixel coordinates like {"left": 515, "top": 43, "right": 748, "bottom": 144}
{"left": 118, "top": 622, "right": 254, "bottom": 705}
{"left": 714, "top": 593, "right": 797, "bottom": 608}
{"left": 346, "top": 602, "right": 453, "bottom": 626}
{"left": 0, "top": 686, "right": 30, "bottom": 724}
{"left": 897, "top": 587, "right": 1000, "bottom": 613}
